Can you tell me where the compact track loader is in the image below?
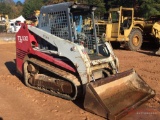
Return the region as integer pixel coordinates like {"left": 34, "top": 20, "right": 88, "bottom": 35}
{"left": 16, "top": 2, "right": 155, "bottom": 120}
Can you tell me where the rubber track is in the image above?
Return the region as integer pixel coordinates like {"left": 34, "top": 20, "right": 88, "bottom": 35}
{"left": 26, "top": 58, "right": 80, "bottom": 100}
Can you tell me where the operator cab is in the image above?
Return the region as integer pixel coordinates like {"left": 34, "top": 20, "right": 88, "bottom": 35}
{"left": 38, "top": 2, "right": 111, "bottom": 58}
{"left": 109, "top": 7, "right": 133, "bottom": 35}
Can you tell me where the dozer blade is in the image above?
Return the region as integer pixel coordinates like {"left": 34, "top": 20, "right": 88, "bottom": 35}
{"left": 84, "top": 69, "right": 155, "bottom": 120}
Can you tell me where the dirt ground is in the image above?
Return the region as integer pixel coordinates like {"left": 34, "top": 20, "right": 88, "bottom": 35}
{"left": 0, "top": 42, "right": 160, "bottom": 120}
{"left": 0, "top": 33, "right": 15, "bottom": 42}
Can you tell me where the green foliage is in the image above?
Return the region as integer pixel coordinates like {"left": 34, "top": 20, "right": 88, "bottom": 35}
{"left": 105, "top": 0, "right": 134, "bottom": 10}
{"left": 0, "top": 1, "right": 23, "bottom": 19}
{"left": 22, "top": 0, "right": 43, "bottom": 18}
{"left": 1, "top": 0, "right": 160, "bottom": 20}
{"left": 105, "top": 0, "right": 160, "bottom": 18}
{"left": 77, "top": 0, "right": 106, "bottom": 18}
{"left": 138, "top": 0, "right": 160, "bottom": 18}
{"left": 23, "top": 0, "right": 106, "bottom": 19}
{"left": 0, "top": 3, "right": 11, "bottom": 15}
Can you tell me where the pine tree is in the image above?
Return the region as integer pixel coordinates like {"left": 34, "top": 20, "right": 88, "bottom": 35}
{"left": 76, "top": 0, "right": 106, "bottom": 18}
{"left": 22, "top": 0, "right": 43, "bottom": 18}
{"left": 138, "top": 0, "right": 160, "bottom": 18}
{"left": 104, "top": 0, "right": 160, "bottom": 18}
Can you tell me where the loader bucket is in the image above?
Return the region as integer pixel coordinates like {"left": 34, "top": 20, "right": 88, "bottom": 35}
{"left": 84, "top": 69, "right": 155, "bottom": 120}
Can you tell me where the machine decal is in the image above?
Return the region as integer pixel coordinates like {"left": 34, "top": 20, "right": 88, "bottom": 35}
{"left": 17, "top": 36, "right": 28, "bottom": 43}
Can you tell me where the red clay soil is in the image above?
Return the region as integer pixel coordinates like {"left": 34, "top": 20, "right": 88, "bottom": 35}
{"left": 0, "top": 43, "right": 160, "bottom": 120}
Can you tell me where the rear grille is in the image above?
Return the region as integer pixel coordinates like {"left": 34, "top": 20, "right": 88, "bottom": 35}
{"left": 16, "top": 48, "right": 27, "bottom": 60}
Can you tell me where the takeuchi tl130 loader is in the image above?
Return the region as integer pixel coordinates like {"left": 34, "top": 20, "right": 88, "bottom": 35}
{"left": 16, "top": 2, "right": 155, "bottom": 120}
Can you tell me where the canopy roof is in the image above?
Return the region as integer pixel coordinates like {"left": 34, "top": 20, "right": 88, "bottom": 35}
{"left": 10, "top": 15, "right": 25, "bottom": 23}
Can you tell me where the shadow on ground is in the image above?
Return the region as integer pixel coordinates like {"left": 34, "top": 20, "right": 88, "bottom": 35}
{"left": 73, "top": 96, "right": 85, "bottom": 110}
{"left": 5, "top": 60, "right": 23, "bottom": 81}
{"left": 138, "top": 41, "right": 159, "bottom": 56}
{"left": 112, "top": 41, "right": 160, "bottom": 56}
{"left": 4, "top": 59, "right": 87, "bottom": 112}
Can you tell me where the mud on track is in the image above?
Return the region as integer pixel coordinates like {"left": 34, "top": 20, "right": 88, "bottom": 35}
{"left": 0, "top": 43, "right": 160, "bottom": 120}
